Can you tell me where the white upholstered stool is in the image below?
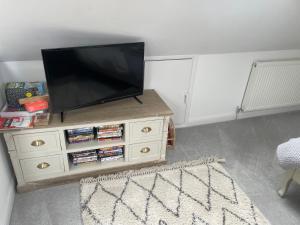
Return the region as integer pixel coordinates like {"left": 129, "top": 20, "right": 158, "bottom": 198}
{"left": 277, "top": 138, "right": 300, "bottom": 197}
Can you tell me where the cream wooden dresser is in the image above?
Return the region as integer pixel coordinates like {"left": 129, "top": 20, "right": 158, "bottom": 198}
{"left": 2, "top": 90, "right": 173, "bottom": 191}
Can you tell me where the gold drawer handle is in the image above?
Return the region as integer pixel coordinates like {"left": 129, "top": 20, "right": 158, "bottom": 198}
{"left": 140, "top": 147, "right": 150, "bottom": 153}
{"left": 37, "top": 162, "right": 50, "bottom": 169}
{"left": 31, "top": 140, "right": 45, "bottom": 147}
{"left": 141, "top": 127, "right": 152, "bottom": 133}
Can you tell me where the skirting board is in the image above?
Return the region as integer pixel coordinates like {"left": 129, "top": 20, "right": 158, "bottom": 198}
{"left": 2, "top": 180, "right": 15, "bottom": 225}
{"left": 177, "top": 106, "right": 300, "bottom": 128}
{"left": 177, "top": 113, "right": 236, "bottom": 128}
{"left": 237, "top": 105, "right": 300, "bottom": 119}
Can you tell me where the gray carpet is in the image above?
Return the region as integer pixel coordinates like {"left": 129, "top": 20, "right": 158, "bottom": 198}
{"left": 9, "top": 112, "right": 300, "bottom": 225}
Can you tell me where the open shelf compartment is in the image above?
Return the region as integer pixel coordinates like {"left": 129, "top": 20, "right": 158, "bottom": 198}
{"left": 67, "top": 145, "right": 126, "bottom": 172}
{"left": 64, "top": 123, "right": 125, "bottom": 153}
{"left": 66, "top": 138, "right": 126, "bottom": 153}
{"left": 68, "top": 157, "right": 125, "bottom": 173}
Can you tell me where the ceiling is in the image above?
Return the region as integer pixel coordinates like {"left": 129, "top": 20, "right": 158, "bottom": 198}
{"left": 1, "top": 0, "right": 300, "bottom": 61}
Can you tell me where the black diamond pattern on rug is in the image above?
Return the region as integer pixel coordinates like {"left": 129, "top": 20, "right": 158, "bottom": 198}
{"left": 81, "top": 161, "right": 270, "bottom": 225}
{"left": 192, "top": 213, "right": 210, "bottom": 225}
{"left": 222, "top": 208, "right": 252, "bottom": 225}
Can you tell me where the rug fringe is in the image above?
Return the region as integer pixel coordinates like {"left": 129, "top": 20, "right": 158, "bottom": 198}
{"left": 80, "top": 156, "right": 225, "bottom": 184}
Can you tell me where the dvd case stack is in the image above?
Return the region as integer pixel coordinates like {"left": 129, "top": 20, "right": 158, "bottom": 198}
{"left": 98, "top": 145, "right": 124, "bottom": 161}
{"left": 70, "top": 150, "right": 98, "bottom": 165}
{"left": 67, "top": 127, "right": 94, "bottom": 144}
{"left": 97, "top": 125, "right": 123, "bottom": 142}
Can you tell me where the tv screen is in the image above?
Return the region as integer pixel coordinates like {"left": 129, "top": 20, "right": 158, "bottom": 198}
{"left": 41, "top": 42, "right": 145, "bottom": 113}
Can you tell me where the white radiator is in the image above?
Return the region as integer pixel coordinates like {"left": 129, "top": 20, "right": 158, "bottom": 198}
{"left": 241, "top": 59, "right": 300, "bottom": 112}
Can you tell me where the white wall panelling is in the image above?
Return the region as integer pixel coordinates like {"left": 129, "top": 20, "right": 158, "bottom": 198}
{"left": 0, "top": 58, "right": 195, "bottom": 126}
{"left": 1, "top": 49, "right": 300, "bottom": 128}
{"left": 187, "top": 49, "right": 300, "bottom": 126}
{"left": 144, "top": 58, "right": 193, "bottom": 125}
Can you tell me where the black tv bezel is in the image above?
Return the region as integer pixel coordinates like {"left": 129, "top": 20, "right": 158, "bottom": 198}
{"left": 41, "top": 42, "right": 145, "bottom": 114}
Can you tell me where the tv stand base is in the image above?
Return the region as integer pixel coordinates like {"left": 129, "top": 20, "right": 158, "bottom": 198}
{"left": 61, "top": 112, "right": 64, "bottom": 123}
{"left": 134, "top": 96, "right": 143, "bottom": 104}
{"left": 60, "top": 97, "right": 142, "bottom": 123}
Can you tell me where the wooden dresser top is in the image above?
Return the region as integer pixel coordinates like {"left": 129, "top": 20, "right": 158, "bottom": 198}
{"left": 39, "top": 89, "right": 173, "bottom": 128}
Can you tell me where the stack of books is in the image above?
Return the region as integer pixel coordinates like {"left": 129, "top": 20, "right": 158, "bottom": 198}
{"left": 70, "top": 150, "right": 98, "bottom": 165}
{"left": 5, "top": 81, "right": 47, "bottom": 110}
{"left": 97, "top": 125, "right": 123, "bottom": 142}
{"left": 98, "top": 146, "right": 124, "bottom": 162}
{"left": 0, "top": 81, "right": 50, "bottom": 131}
{"left": 67, "top": 127, "right": 94, "bottom": 144}
{"left": 0, "top": 116, "right": 34, "bottom": 129}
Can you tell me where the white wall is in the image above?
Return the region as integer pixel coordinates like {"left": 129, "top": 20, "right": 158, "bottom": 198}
{"left": 0, "top": 74, "right": 15, "bottom": 225}
{"left": 0, "top": 139, "right": 15, "bottom": 225}
{"left": 0, "top": 50, "right": 300, "bottom": 126}
{"left": 1, "top": 0, "right": 300, "bottom": 61}
{"left": 0, "top": 60, "right": 46, "bottom": 82}
{"left": 2, "top": 49, "right": 300, "bottom": 128}
{"left": 145, "top": 59, "right": 193, "bottom": 125}
{"left": 187, "top": 49, "right": 300, "bottom": 126}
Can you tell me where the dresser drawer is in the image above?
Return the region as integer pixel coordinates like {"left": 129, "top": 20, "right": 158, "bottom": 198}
{"left": 13, "top": 131, "right": 61, "bottom": 156}
{"left": 20, "top": 155, "right": 65, "bottom": 182}
{"left": 130, "top": 120, "right": 163, "bottom": 143}
{"left": 128, "top": 141, "right": 161, "bottom": 162}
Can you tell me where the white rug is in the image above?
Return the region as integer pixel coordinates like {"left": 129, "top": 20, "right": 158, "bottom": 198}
{"left": 80, "top": 158, "right": 271, "bottom": 225}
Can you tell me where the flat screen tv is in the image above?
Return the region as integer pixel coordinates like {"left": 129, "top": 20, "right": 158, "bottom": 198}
{"left": 41, "top": 42, "right": 145, "bottom": 118}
